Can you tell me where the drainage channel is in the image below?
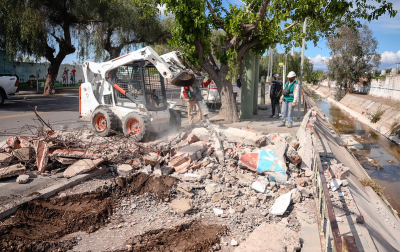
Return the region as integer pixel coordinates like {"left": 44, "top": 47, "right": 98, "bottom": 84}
{"left": 312, "top": 94, "right": 400, "bottom": 215}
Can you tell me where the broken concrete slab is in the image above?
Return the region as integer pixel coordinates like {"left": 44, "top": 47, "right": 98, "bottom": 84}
{"left": 0, "top": 164, "right": 26, "bottom": 179}
{"left": 183, "top": 173, "right": 202, "bottom": 182}
{"left": 16, "top": 174, "right": 30, "bottom": 184}
{"left": 235, "top": 173, "right": 255, "bottom": 186}
{"left": 14, "top": 147, "right": 34, "bottom": 162}
{"left": 52, "top": 149, "right": 102, "bottom": 159}
{"left": 191, "top": 127, "right": 211, "bottom": 141}
{"left": 330, "top": 178, "right": 342, "bottom": 191}
{"left": 216, "top": 127, "right": 267, "bottom": 147}
{"left": 212, "top": 193, "right": 224, "bottom": 202}
{"left": 186, "top": 133, "right": 200, "bottom": 144}
{"left": 117, "top": 164, "right": 133, "bottom": 177}
{"left": 169, "top": 199, "right": 192, "bottom": 214}
{"left": 176, "top": 142, "right": 207, "bottom": 162}
{"left": 0, "top": 153, "right": 14, "bottom": 167}
{"left": 63, "top": 158, "right": 103, "bottom": 178}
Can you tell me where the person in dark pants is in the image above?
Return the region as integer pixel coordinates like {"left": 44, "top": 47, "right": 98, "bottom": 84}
{"left": 270, "top": 74, "right": 282, "bottom": 118}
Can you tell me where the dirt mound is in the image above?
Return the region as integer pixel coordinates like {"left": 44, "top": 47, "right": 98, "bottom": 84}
{"left": 123, "top": 221, "right": 228, "bottom": 252}
{"left": 0, "top": 174, "right": 179, "bottom": 251}
{"left": 116, "top": 173, "right": 178, "bottom": 200}
{"left": 0, "top": 191, "right": 113, "bottom": 251}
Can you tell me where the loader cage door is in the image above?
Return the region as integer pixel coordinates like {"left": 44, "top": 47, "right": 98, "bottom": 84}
{"left": 109, "top": 60, "right": 167, "bottom": 111}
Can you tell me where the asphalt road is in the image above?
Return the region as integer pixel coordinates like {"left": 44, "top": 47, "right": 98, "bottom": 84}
{"left": 0, "top": 95, "right": 85, "bottom": 142}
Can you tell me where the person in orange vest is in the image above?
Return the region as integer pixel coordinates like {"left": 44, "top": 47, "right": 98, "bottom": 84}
{"left": 182, "top": 86, "right": 202, "bottom": 124}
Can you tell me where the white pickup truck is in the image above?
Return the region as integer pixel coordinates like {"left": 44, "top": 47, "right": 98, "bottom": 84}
{"left": 0, "top": 74, "right": 19, "bottom": 105}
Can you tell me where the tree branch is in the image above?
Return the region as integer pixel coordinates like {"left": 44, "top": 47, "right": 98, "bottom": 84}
{"left": 284, "top": 21, "right": 299, "bottom": 30}
{"left": 237, "top": 36, "right": 260, "bottom": 60}
{"left": 205, "top": 0, "right": 230, "bottom": 36}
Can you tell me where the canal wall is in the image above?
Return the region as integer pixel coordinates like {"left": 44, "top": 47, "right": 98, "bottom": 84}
{"left": 311, "top": 86, "right": 400, "bottom": 145}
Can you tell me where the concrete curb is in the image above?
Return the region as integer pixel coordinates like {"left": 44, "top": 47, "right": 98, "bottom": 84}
{"left": 12, "top": 93, "right": 79, "bottom": 100}
{"left": 0, "top": 167, "right": 109, "bottom": 221}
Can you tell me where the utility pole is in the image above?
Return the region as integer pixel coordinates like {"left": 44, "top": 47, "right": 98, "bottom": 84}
{"left": 298, "top": 18, "right": 308, "bottom": 119}
{"left": 268, "top": 48, "right": 273, "bottom": 96}
{"left": 283, "top": 53, "right": 288, "bottom": 85}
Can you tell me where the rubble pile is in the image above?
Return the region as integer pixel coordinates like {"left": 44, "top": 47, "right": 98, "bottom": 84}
{"left": 0, "top": 119, "right": 317, "bottom": 250}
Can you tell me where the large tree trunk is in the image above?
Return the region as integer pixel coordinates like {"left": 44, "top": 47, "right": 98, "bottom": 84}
{"left": 108, "top": 46, "right": 123, "bottom": 60}
{"left": 43, "top": 60, "right": 62, "bottom": 95}
{"left": 212, "top": 64, "right": 239, "bottom": 123}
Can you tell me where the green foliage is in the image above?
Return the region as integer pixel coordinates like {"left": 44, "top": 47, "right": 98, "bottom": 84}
{"left": 369, "top": 108, "right": 384, "bottom": 123}
{"left": 334, "top": 89, "right": 346, "bottom": 101}
{"left": 78, "top": 0, "right": 165, "bottom": 61}
{"left": 326, "top": 24, "right": 381, "bottom": 92}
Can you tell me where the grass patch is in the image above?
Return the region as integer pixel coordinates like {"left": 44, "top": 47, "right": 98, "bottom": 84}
{"left": 369, "top": 109, "right": 385, "bottom": 123}
{"left": 360, "top": 178, "right": 385, "bottom": 197}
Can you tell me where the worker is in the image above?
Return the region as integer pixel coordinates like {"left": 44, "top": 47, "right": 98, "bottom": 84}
{"left": 269, "top": 74, "right": 282, "bottom": 118}
{"left": 182, "top": 86, "right": 202, "bottom": 124}
{"left": 278, "top": 71, "right": 299, "bottom": 128}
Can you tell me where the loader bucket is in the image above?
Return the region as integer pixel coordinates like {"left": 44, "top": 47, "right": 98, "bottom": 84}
{"left": 170, "top": 71, "right": 196, "bottom": 87}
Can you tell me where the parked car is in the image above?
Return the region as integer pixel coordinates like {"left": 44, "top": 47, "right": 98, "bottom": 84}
{"left": 0, "top": 74, "right": 19, "bottom": 105}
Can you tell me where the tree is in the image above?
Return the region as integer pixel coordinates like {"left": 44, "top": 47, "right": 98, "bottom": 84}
{"left": 77, "top": 0, "right": 167, "bottom": 61}
{"left": 0, "top": 0, "right": 101, "bottom": 95}
{"left": 326, "top": 24, "right": 381, "bottom": 92}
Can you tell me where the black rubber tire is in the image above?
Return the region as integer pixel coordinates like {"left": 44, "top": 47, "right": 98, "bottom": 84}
{"left": 0, "top": 89, "right": 5, "bottom": 105}
{"left": 169, "top": 108, "right": 182, "bottom": 130}
{"left": 121, "top": 112, "right": 150, "bottom": 142}
{"left": 90, "top": 106, "right": 117, "bottom": 137}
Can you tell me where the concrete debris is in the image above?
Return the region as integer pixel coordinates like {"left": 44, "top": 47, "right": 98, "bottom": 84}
{"left": 270, "top": 190, "right": 293, "bottom": 215}
{"left": 169, "top": 153, "right": 191, "bottom": 173}
{"left": 52, "top": 149, "right": 102, "bottom": 159}
{"left": 140, "top": 165, "right": 152, "bottom": 174}
{"left": 251, "top": 176, "right": 269, "bottom": 193}
{"left": 213, "top": 208, "right": 224, "bottom": 215}
{"left": 0, "top": 152, "right": 14, "bottom": 167}
{"left": 327, "top": 164, "right": 350, "bottom": 179}
{"left": 191, "top": 127, "right": 210, "bottom": 141}
{"left": 0, "top": 163, "right": 26, "bottom": 179}
{"left": 55, "top": 157, "right": 77, "bottom": 165}
{"left": 217, "top": 126, "right": 267, "bottom": 147}
{"left": 16, "top": 174, "right": 30, "bottom": 184}
{"left": 330, "top": 178, "right": 342, "bottom": 192}
{"left": 183, "top": 173, "right": 202, "bottom": 182}
{"left": 143, "top": 153, "right": 161, "bottom": 167}
{"left": 186, "top": 133, "right": 200, "bottom": 144}
{"left": 231, "top": 239, "right": 239, "bottom": 246}
{"left": 34, "top": 140, "right": 49, "bottom": 173}
{"left": 169, "top": 199, "right": 192, "bottom": 214}
{"left": 63, "top": 158, "right": 104, "bottom": 178}
{"left": 117, "top": 164, "right": 134, "bottom": 177}
{"left": 14, "top": 147, "right": 34, "bottom": 162}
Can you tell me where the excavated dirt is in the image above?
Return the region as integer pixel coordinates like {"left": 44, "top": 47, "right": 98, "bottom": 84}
{"left": 0, "top": 174, "right": 178, "bottom": 252}
{"left": 121, "top": 221, "right": 228, "bottom": 252}
{"left": 116, "top": 173, "right": 178, "bottom": 200}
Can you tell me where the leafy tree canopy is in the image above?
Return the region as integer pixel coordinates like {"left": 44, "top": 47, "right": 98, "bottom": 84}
{"left": 326, "top": 24, "right": 381, "bottom": 91}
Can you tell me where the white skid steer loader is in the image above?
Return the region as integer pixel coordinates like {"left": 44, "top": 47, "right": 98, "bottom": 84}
{"left": 79, "top": 46, "right": 209, "bottom": 141}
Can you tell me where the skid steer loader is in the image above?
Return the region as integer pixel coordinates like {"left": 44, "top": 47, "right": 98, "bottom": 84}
{"left": 79, "top": 46, "right": 209, "bottom": 141}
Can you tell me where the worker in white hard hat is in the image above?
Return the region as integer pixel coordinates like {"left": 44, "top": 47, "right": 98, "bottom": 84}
{"left": 269, "top": 74, "right": 282, "bottom": 118}
{"left": 278, "top": 71, "right": 299, "bottom": 128}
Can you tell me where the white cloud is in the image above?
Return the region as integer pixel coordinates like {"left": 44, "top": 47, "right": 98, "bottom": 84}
{"left": 380, "top": 50, "right": 400, "bottom": 69}
{"left": 309, "top": 54, "right": 329, "bottom": 69}
{"left": 157, "top": 4, "right": 167, "bottom": 14}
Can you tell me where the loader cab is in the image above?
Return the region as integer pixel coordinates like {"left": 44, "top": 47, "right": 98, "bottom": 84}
{"left": 107, "top": 60, "right": 167, "bottom": 111}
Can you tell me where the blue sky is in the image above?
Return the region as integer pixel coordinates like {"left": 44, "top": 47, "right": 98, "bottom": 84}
{"left": 63, "top": 0, "right": 400, "bottom": 71}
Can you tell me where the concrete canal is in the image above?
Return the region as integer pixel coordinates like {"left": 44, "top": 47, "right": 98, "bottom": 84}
{"left": 313, "top": 94, "right": 400, "bottom": 214}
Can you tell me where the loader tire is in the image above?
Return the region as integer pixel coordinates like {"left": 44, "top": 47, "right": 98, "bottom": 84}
{"left": 91, "top": 106, "right": 117, "bottom": 137}
{"left": 122, "top": 112, "right": 150, "bottom": 142}
{"left": 169, "top": 108, "right": 181, "bottom": 131}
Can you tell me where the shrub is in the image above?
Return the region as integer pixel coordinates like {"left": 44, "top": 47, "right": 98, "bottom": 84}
{"left": 334, "top": 89, "right": 346, "bottom": 101}
{"left": 369, "top": 109, "right": 384, "bottom": 123}
{"left": 360, "top": 178, "right": 384, "bottom": 197}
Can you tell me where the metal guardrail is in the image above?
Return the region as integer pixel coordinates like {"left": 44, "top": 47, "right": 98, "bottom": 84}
{"left": 302, "top": 91, "right": 359, "bottom": 252}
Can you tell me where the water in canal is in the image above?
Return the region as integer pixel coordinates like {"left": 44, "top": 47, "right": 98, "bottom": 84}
{"left": 313, "top": 95, "right": 400, "bottom": 214}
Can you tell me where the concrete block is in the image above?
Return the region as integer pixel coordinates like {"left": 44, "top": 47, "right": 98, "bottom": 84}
{"left": 117, "top": 164, "right": 133, "bottom": 177}
{"left": 217, "top": 127, "right": 267, "bottom": 147}
{"left": 191, "top": 127, "right": 210, "bottom": 141}
{"left": 176, "top": 142, "right": 207, "bottom": 161}
{"left": 169, "top": 199, "right": 192, "bottom": 214}
{"left": 0, "top": 164, "right": 26, "bottom": 179}
{"left": 285, "top": 146, "right": 302, "bottom": 165}
{"left": 169, "top": 153, "right": 191, "bottom": 173}
{"left": 63, "top": 158, "right": 103, "bottom": 178}
{"left": 289, "top": 140, "right": 300, "bottom": 150}
{"left": 16, "top": 174, "right": 30, "bottom": 184}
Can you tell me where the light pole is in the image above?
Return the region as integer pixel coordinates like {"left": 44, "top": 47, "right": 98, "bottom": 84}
{"left": 298, "top": 17, "right": 308, "bottom": 119}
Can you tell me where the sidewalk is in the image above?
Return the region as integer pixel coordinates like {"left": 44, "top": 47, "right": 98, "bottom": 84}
{"left": 11, "top": 86, "right": 79, "bottom": 99}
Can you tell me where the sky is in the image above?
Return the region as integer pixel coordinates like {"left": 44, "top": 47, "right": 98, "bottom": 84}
{"left": 63, "top": 0, "right": 400, "bottom": 71}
